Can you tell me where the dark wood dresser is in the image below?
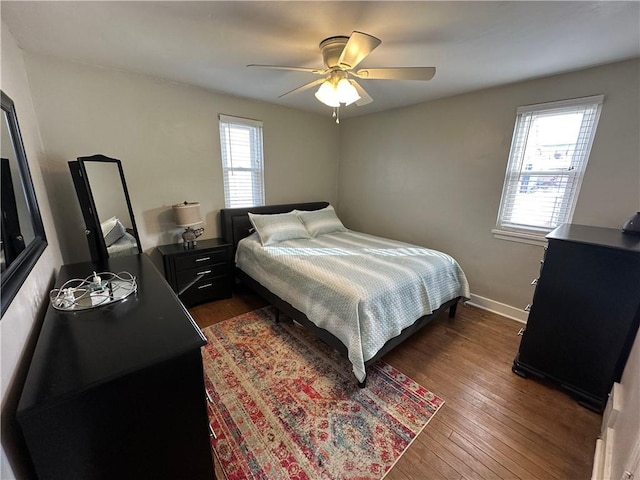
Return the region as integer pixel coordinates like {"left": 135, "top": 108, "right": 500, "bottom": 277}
{"left": 158, "top": 238, "right": 232, "bottom": 308}
{"left": 513, "top": 224, "right": 640, "bottom": 411}
{"left": 17, "top": 255, "right": 215, "bottom": 479}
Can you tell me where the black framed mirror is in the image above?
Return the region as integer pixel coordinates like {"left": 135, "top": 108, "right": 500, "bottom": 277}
{"left": 1, "top": 91, "right": 48, "bottom": 317}
{"left": 68, "top": 154, "right": 142, "bottom": 265}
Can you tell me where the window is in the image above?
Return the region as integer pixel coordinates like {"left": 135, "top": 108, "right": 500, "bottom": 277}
{"left": 219, "top": 115, "right": 265, "bottom": 208}
{"left": 494, "top": 95, "right": 603, "bottom": 244}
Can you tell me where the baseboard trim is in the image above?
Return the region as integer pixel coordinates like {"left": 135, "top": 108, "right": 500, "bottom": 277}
{"left": 467, "top": 294, "right": 528, "bottom": 324}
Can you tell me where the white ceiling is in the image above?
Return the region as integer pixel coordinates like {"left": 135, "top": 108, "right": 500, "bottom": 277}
{"left": 2, "top": 1, "right": 639, "bottom": 118}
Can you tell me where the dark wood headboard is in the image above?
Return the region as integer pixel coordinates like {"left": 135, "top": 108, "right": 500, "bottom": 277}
{"left": 220, "top": 201, "right": 329, "bottom": 252}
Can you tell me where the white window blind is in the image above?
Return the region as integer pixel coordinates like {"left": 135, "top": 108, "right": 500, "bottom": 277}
{"left": 495, "top": 95, "right": 603, "bottom": 237}
{"left": 219, "top": 114, "right": 265, "bottom": 208}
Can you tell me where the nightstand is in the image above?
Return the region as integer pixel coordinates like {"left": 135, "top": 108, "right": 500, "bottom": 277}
{"left": 158, "top": 238, "right": 233, "bottom": 308}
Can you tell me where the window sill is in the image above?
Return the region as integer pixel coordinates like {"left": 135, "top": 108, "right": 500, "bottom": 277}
{"left": 491, "top": 228, "right": 548, "bottom": 247}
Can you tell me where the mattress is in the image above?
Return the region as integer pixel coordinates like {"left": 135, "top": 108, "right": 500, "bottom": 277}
{"left": 236, "top": 230, "right": 470, "bottom": 381}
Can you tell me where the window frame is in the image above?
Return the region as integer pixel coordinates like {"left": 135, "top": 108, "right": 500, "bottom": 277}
{"left": 218, "top": 114, "right": 265, "bottom": 208}
{"left": 493, "top": 95, "right": 604, "bottom": 245}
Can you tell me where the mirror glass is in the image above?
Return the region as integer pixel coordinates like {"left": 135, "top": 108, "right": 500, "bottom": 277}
{"left": 1, "top": 91, "right": 47, "bottom": 317}
{"left": 83, "top": 161, "right": 138, "bottom": 255}
{"left": 69, "top": 155, "right": 142, "bottom": 263}
{"left": 2, "top": 115, "right": 35, "bottom": 265}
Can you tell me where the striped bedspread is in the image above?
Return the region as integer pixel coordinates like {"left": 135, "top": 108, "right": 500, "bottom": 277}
{"left": 236, "top": 230, "right": 470, "bottom": 382}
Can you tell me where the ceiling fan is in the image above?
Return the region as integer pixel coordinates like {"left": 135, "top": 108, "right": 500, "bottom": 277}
{"left": 248, "top": 31, "right": 436, "bottom": 122}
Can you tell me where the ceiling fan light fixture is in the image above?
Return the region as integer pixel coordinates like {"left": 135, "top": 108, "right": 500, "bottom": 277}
{"left": 315, "top": 81, "right": 340, "bottom": 107}
{"left": 336, "top": 78, "right": 360, "bottom": 106}
{"left": 250, "top": 30, "right": 436, "bottom": 118}
{"left": 315, "top": 77, "right": 361, "bottom": 108}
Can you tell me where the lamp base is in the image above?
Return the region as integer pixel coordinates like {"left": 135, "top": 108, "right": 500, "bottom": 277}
{"left": 181, "top": 226, "right": 204, "bottom": 249}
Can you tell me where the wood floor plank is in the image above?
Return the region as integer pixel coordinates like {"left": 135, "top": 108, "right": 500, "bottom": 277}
{"left": 395, "top": 312, "right": 598, "bottom": 435}
{"left": 391, "top": 327, "right": 598, "bottom": 475}
{"left": 396, "top": 338, "right": 596, "bottom": 471}
{"left": 402, "top": 440, "right": 464, "bottom": 480}
{"left": 436, "top": 404, "right": 558, "bottom": 480}
{"left": 190, "top": 289, "right": 601, "bottom": 480}
{"left": 440, "top": 395, "right": 571, "bottom": 479}
{"left": 445, "top": 428, "right": 521, "bottom": 479}
{"left": 417, "top": 426, "right": 500, "bottom": 480}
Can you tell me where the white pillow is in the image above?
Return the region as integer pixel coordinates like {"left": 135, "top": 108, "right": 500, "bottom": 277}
{"left": 100, "top": 216, "right": 127, "bottom": 247}
{"left": 296, "top": 205, "right": 347, "bottom": 237}
{"left": 248, "top": 211, "right": 311, "bottom": 246}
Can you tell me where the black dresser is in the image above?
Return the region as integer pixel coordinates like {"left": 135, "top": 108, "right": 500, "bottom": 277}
{"left": 158, "top": 238, "right": 233, "bottom": 308}
{"left": 513, "top": 224, "right": 640, "bottom": 411}
{"left": 17, "top": 255, "right": 215, "bottom": 479}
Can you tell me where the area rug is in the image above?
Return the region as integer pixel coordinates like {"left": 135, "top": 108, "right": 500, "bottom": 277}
{"left": 201, "top": 306, "right": 444, "bottom": 480}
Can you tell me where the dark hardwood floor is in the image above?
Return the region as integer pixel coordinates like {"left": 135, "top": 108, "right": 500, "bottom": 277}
{"left": 189, "top": 285, "right": 601, "bottom": 480}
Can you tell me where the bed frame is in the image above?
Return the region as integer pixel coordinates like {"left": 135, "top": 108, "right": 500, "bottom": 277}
{"left": 220, "top": 201, "right": 460, "bottom": 387}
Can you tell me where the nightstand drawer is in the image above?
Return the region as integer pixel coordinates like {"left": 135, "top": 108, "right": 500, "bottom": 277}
{"left": 174, "top": 249, "right": 228, "bottom": 271}
{"left": 179, "top": 276, "right": 232, "bottom": 306}
{"left": 176, "top": 263, "right": 230, "bottom": 290}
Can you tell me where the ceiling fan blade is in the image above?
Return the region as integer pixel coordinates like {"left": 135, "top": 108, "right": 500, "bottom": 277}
{"left": 247, "top": 64, "right": 325, "bottom": 75}
{"left": 354, "top": 67, "right": 436, "bottom": 81}
{"left": 338, "top": 31, "right": 381, "bottom": 70}
{"left": 352, "top": 81, "right": 373, "bottom": 106}
{"left": 278, "top": 78, "right": 326, "bottom": 98}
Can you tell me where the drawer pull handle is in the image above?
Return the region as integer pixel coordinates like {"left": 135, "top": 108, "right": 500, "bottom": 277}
{"left": 524, "top": 304, "right": 531, "bottom": 312}
{"left": 209, "top": 425, "right": 217, "bottom": 439}
{"left": 531, "top": 278, "right": 538, "bottom": 286}
{"left": 518, "top": 327, "right": 525, "bottom": 336}
{"left": 195, "top": 257, "right": 211, "bottom": 262}
{"left": 198, "top": 283, "right": 213, "bottom": 290}
{"left": 205, "top": 390, "right": 213, "bottom": 404}
{"left": 197, "top": 270, "right": 212, "bottom": 276}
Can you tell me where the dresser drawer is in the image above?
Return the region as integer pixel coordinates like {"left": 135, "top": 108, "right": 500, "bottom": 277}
{"left": 179, "top": 275, "right": 232, "bottom": 306}
{"left": 174, "top": 249, "right": 228, "bottom": 271}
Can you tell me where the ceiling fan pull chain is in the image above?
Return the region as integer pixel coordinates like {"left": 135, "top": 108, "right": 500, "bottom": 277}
{"left": 335, "top": 106, "right": 340, "bottom": 124}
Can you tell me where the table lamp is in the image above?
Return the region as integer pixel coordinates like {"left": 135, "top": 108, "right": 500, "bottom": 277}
{"left": 172, "top": 201, "right": 204, "bottom": 248}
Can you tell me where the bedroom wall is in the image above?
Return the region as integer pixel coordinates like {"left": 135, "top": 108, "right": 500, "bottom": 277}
{"left": 338, "top": 58, "right": 640, "bottom": 314}
{"left": 1, "top": 25, "right": 64, "bottom": 479}
{"left": 21, "top": 52, "right": 340, "bottom": 264}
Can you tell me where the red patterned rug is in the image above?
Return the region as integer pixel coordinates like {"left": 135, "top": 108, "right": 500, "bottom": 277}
{"left": 201, "top": 306, "right": 444, "bottom": 480}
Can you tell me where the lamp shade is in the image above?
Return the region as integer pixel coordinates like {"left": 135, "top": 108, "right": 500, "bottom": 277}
{"left": 315, "top": 81, "right": 340, "bottom": 107}
{"left": 173, "top": 202, "right": 203, "bottom": 227}
{"left": 336, "top": 79, "right": 360, "bottom": 106}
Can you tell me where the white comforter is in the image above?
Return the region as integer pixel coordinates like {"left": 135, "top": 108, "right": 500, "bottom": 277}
{"left": 236, "top": 230, "right": 470, "bottom": 382}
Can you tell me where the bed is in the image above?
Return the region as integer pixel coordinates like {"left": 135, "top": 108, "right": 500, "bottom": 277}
{"left": 107, "top": 231, "right": 139, "bottom": 257}
{"left": 220, "top": 202, "right": 470, "bottom": 386}
{"left": 101, "top": 216, "right": 139, "bottom": 257}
